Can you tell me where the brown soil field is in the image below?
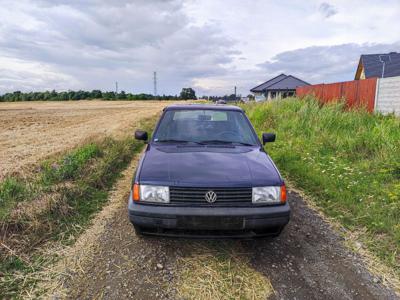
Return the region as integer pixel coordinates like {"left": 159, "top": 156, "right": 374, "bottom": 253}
{"left": 0, "top": 100, "right": 174, "bottom": 180}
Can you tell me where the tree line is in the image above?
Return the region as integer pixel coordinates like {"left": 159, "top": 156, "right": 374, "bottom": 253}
{"left": 202, "top": 94, "right": 255, "bottom": 101}
{"left": 0, "top": 88, "right": 197, "bottom": 102}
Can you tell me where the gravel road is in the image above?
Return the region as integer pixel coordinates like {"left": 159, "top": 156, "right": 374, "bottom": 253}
{"left": 243, "top": 192, "right": 397, "bottom": 299}
{"left": 51, "top": 163, "right": 398, "bottom": 300}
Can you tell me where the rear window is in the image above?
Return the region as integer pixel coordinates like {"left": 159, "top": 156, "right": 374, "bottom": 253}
{"left": 173, "top": 110, "right": 228, "bottom": 121}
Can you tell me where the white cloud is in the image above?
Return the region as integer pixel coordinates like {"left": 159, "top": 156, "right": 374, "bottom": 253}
{"left": 257, "top": 42, "right": 400, "bottom": 84}
{"left": 0, "top": 0, "right": 399, "bottom": 95}
{"left": 0, "top": 56, "right": 80, "bottom": 91}
{"left": 0, "top": 0, "right": 238, "bottom": 94}
{"left": 319, "top": 2, "right": 338, "bottom": 18}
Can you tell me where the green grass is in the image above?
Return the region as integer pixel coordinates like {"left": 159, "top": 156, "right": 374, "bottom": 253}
{"left": 0, "top": 178, "right": 28, "bottom": 220}
{"left": 0, "top": 117, "right": 156, "bottom": 298}
{"left": 41, "top": 143, "right": 101, "bottom": 184}
{"left": 0, "top": 144, "right": 103, "bottom": 222}
{"left": 243, "top": 97, "right": 400, "bottom": 275}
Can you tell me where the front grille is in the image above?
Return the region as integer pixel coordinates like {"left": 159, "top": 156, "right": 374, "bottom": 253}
{"left": 169, "top": 187, "right": 252, "bottom": 206}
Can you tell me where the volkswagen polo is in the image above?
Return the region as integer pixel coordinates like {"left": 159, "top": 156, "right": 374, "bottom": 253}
{"left": 128, "top": 104, "right": 290, "bottom": 238}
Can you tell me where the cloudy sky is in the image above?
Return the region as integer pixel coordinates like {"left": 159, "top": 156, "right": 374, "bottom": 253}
{"left": 0, "top": 0, "right": 399, "bottom": 96}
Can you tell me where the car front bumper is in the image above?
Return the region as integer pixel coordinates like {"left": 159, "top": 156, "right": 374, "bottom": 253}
{"left": 128, "top": 193, "right": 290, "bottom": 238}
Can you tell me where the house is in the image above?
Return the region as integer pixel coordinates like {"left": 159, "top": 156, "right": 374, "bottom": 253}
{"left": 250, "top": 74, "right": 310, "bottom": 101}
{"left": 355, "top": 52, "right": 400, "bottom": 80}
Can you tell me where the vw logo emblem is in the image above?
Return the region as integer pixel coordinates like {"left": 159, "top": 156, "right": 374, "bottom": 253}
{"left": 205, "top": 190, "right": 217, "bottom": 203}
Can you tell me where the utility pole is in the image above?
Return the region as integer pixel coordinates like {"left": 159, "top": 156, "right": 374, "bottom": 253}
{"left": 379, "top": 54, "right": 393, "bottom": 78}
{"left": 153, "top": 71, "right": 157, "bottom": 96}
{"left": 115, "top": 81, "right": 118, "bottom": 94}
{"left": 379, "top": 55, "right": 387, "bottom": 78}
{"left": 234, "top": 86, "right": 237, "bottom": 99}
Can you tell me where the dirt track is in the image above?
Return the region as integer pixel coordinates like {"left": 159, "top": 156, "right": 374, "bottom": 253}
{"left": 0, "top": 100, "right": 173, "bottom": 179}
{"left": 44, "top": 155, "right": 398, "bottom": 300}
{"left": 4, "top": 101, "right": 397, "bottom": 299}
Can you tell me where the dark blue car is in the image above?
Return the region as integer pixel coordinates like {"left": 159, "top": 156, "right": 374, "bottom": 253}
{"left": 128, "top": 104, "right": 290, "bottom": 238}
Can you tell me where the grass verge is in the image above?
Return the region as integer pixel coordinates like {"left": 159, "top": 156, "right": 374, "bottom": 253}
{"left": 243, "top": 97, "right": 400, "bottom": 277}
{"left": 177, "top": 242, "right": 273, "bottom": 300}
{"left": 0, "top": 116, "right": 156, "bottom": 298}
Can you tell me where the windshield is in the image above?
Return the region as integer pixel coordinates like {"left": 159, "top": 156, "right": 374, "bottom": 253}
{"left": 153, "top": 109, "right": 259, "bottom": 145}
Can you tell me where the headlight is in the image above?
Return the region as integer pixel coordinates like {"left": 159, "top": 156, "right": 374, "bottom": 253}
{"left": 139, "top": 185, "right": 169, "bottom": 203}
{"left": 252, "top": 186, "right": 285, "bottom": 204}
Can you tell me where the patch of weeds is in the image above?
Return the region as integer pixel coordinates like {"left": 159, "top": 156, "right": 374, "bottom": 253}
{"left": 177, "top": 242, "right": 273, "bottom": 300}
{"left": 243, "top": 98, "right": 400, "bottom": 276}
{"left": 40, "top": 143, "right": 102, "bottom": 185}
{"left": 0, "top": 178, "right": 29, "bottom": 220}
{"left": 0, "top": 256, "right": 35, "bottom": 297}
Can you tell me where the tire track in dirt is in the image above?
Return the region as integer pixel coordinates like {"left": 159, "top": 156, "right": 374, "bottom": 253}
{"left": 36, "top": 152, "right": 180, "bottom": 299}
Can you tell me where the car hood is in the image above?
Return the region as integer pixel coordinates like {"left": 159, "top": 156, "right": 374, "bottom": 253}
{"left": 138, "top": 145, "right": 283, "bottom": 187}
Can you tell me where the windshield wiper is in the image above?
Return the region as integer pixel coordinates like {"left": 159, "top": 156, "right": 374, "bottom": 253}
{"left": 155, "top": 139, "right": 204, "bottom": 145}
{"left": 200, "top": 140, "right": 255, "bottom": 146}
{"left": 199, "top": 139, "right": 232, "bottom": 144}
{"left": 156, "top": 139, "right": 189, "bottom": 143}
{"left": 232, "top": 142, "right": 256, "bottom": 146}
{"left": 157, "top": 139, "right": 255, "bottom": 146}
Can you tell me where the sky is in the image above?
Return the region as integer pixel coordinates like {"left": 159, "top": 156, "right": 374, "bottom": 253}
{"left": 0, "top": 0, "right": 399, "bottom": 96}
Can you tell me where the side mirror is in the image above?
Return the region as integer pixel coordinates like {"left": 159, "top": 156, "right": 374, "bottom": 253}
{"left": 262, "top": 133, "right": 276, "bottom": 145}
{"left": 135, "top": 130, "right": 148, "bottom": 141}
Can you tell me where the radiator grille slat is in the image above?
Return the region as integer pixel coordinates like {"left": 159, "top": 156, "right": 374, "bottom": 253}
{"left": 169, "top": 187, "right": 252, "bottom": 206}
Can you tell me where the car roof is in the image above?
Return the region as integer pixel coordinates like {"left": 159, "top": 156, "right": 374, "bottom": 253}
{"left": 164, "top": 104, "right": 243, "bottom": 112}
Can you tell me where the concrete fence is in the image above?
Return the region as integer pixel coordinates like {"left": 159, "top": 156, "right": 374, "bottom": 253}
{"left": 375, "top": 76, "right": 400, "bottom": 115}
{"left": 296, "top": 76, "right": 400, "bottom": 116}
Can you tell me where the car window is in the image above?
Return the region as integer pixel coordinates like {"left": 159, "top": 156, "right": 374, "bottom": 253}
{"left": 173, "top": 110, "right": 228, "bottom": 121}
{"left": 153, "top": 109, "right": 258, "bottom": 145}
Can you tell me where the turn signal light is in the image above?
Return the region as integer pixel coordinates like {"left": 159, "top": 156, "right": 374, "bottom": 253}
{"left": 280, "top": 185, "right": 287, "bottom": 204}
{"left": 133, "top": 184, "right": 140, "bottom": 202}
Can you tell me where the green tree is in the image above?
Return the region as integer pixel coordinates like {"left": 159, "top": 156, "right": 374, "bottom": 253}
{"left": 118, "top": 91, "right": 127, "bottom": 99}
{"left": 180, "top": 88, "right": 196, "bottom": 100}
{"left": 91, "top": 90, "right": 102, "bottom": 99}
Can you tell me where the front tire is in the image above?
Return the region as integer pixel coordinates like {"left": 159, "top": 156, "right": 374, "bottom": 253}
{"left": 132, "top": 224, "right": 144, "bottom": 237}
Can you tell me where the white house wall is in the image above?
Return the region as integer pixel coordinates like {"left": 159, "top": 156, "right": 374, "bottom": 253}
{"left": 375, "top": 76, "right": 400, "bottom": 116}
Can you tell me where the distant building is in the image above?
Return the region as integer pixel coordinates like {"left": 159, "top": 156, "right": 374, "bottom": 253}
{"left": 355, "top": 52, "right": 400, "bottom": 80}
{"left": 250, "top": 74, "right": 310, "bottom": 101}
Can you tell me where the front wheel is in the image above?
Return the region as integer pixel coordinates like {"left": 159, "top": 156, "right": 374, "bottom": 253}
{"left": 132, "top": 224, "right": 144, "bottom": 237}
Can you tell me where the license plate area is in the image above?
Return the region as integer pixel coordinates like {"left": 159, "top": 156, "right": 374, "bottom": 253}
{"left": 177, "top": 216, "right": 244, "bottom": 230}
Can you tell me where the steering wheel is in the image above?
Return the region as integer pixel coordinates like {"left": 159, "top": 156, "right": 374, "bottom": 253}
{"left": 216, "top": 131, "right": 238, "bottom": 139}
